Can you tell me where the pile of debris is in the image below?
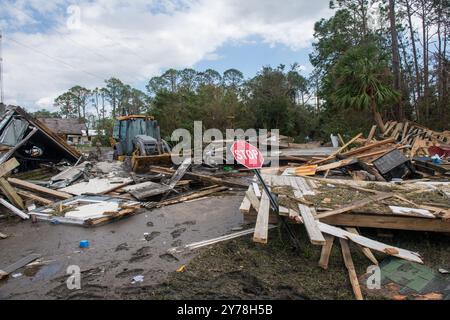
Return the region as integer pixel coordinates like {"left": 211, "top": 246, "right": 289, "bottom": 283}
{"left": 287, "top": 121, "right": 449, "bottom": 181}
{"left": 238, "top": 172, "right": 450, "bottom": 300}
{"left": 235, "top": 120, "right": 450, "bottom": 300}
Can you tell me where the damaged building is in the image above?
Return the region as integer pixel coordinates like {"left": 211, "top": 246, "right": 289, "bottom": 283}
{"left": 0, "top": 106, "right": 81, "bottom": 171}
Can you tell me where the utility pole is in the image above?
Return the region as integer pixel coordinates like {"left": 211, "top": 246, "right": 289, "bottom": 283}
{"left": 0, "top": 30, "right": 4, "bottom": 105}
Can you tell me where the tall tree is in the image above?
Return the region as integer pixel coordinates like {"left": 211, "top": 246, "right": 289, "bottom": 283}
{"left": 331, "top": 43, "right": 401, "bottom": 130}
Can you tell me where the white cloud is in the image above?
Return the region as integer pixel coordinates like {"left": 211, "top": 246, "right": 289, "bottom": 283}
{"left": 1, "top": 0, "right": 332, "bottom": 111}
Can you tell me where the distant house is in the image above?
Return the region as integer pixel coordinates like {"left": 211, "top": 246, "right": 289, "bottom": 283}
{"left": 38, "top": 118, "right": 88, "bottom": 145}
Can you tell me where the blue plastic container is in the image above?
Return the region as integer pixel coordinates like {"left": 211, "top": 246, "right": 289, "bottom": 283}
{"left": 79, "top": 240, "right": 90, "bottom": 248}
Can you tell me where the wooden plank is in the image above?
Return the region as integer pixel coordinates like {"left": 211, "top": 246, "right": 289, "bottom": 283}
{"left": 318, "top": 222, "right": 423, "bottom": 263}
{"left": 322, "top": 213, "right": 450, "bottom": 233}
{"left": 318, "top": 234, "right": 334, "bottom": 270}
{"left": 298, "top": 204, "right": 325, "bottom": 245}
{"left": 316, "top": 193, "right": 394, "bottom": 220}
{"left": 346, "top": 228, "right": 378, "bottom": 265}
{"left": 0, "top": 177, "right": 25, "bottom": 209}
{"left": 239, "top": 186, "right": 252, "bottom": 214}
{"left": 0, "top": 158, "right": 20, "bottom": 178}
{"left": 366, "top": 125, "right": 377, "bottom": 144}
{"left": 1, "top": 253, "right": 41, "bottom": 274}
{"left": 8, "top": 178, "right": 73, "bottom": 200}
{"left": 253, "top": 177, "right": 271, "bottom": 244}
{"left": 246, "top": 188, "right": 260, "bottom": 211}
{"left": 252, "top": 182, "right": 262, "bottom": 198}
{"left": 316, "top": 158, "right": 357, "bottom": 172}
{"left": 15, "top": 189, "right": 53, "bottom": 206}
{"left": 340, "top": 138, "right": 396, "bottom": 157}
{"left": 339, "top": 238, "right": 364, "bottom": 300}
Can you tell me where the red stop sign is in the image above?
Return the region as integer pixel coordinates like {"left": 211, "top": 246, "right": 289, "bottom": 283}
{"left": 231, "top": 140, "right": 264, "bottom": 169}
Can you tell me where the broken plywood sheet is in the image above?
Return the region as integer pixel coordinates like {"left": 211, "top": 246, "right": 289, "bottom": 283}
{"left": 60, "top": 177, "right": 133, "bottom": 196}
{"left": 64, "top": 201, "right": 120, "bottom": 220}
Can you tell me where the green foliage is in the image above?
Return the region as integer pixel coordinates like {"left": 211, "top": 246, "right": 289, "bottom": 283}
{"left": 331, "top": 43, "right": 401, "bottom": 114}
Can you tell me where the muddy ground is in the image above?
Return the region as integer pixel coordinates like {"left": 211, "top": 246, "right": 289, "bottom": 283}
{"left": 152, "top": 227, "right": 450, "bottom": 300}
{"left": 1, "top": 193, "right": 450, "bottom": 300}
{"left": 0, "top": 195, "right": 243, "bottom": 299}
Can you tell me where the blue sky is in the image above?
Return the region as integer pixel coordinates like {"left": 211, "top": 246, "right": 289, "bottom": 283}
{"left": 0, "top": 0, "right": 332, "bottom": 110}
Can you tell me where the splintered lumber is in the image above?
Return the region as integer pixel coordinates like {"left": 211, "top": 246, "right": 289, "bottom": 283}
{"left": 15, "top": 189, "right": 53, "bottom": 206}
{"left": 318, "top": 222, "right": 423, "bottom": 263}
{"left": 315, "top": 192, "right": 394, "bottom": 219}
{"left": 346, "top": 228, "right": 378, "bottom": 265}
{"left": 318, "top": 235, "right": 335, "bottom": 270}
{"left": 298, "top": 204, "right": 325, "bottom": 245}
{"left": 0, "top": 178, "right": 25, "bottom": 209}
{"left": 7, "top": 178, "right": 73, "bottom": 200}
{"left": 0, "top": 198, "right": 29, "bottom": 219}
{"left": 339, "top": 238, "right": 364, "bottom": 300}
{"left": 340, "top": 138, "right": 396, "bottom": 157}
{"left": 253, "top": 177, "right": 271, "bottom": 244}
{"left": 129, "top": 182, "right": 171, "bottom": 200}
{"left": 366, "top": 125, "right": 377, "bottom": 144}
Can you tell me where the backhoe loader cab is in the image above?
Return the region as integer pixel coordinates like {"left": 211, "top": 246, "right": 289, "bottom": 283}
{"left": 111, "top": 115, "right": 170, "bottom": 161}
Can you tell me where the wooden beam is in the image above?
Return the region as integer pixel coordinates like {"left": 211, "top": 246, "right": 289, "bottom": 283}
{"left": 316, "top": 193, "right": 394, "bottom": 220}
{"left": 245, "top": 188, "right": 260, "bottom": 211}
{"left": 239, "top": 186, "right": 252, "bottom": 214}
{"left": 318, "top": 234, "right": 334, "bottom": 270}
{"left": 321, "top": 213, "right": 450, "bottom": 233}
{"left": 253, "top": 178, "right": 271, "bottom": 244}
{"left": 339, "top": 238, "right": 364, "bottom": 300}
{"left": 318, "top": 222, "right": 423, "bottom": 263}
{"left": 366, "top": 125, "right": 377, "bottom": 144}
{"left": 0, "top": 158, "right": 20, "bottom": 178}
{"left": 298, "top": 204, "right": 325, "bottom": 245}
{"left": 7, "top": 178, "right": 73, "bottom": 200}
{"left": 346, "top": 228, "right": 378, "bottom": 265}
{"left": 15, "top": 189, "right": 53, "bottom": 206}
{"left": 0, "top": 177, "right": 25, "bottom": 209}
{"left": 340, "top": 138, "right": 396, "bottom": 158}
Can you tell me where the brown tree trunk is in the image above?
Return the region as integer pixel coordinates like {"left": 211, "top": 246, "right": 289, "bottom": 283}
{"left": 405, "top": 0, "right": 421, "bottom": 120}
{"left": 389, "top": 0, "right": 403, "bottom": 120}
{"left": 372, "top": 100, "right": 385, "bottom": 133}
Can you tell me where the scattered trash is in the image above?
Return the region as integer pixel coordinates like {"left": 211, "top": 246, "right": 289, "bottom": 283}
{"left": 131, "top": 275, "right": 144, "bottom": 284}
{"left": 176, "top": 265, "right": 186, "bottom": 273}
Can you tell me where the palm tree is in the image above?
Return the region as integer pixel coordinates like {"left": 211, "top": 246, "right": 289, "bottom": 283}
{"left": 332, "top": 43, "right": 400, "bottom": 132}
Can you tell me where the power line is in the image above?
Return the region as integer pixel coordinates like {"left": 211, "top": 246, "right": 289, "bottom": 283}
{"left": 8, "top": 37, "right": 105, "bottom": 81}
{"left": 5, "top": 3, "right": 146, "bottom": 84}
